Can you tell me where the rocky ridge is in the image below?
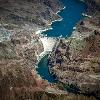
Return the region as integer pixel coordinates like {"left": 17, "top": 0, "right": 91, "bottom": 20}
{"left": 48, "top": 0, "right": 100, "bottom": 99}
{"left": 0, "top": 0, "right": 98, "bottom": 100}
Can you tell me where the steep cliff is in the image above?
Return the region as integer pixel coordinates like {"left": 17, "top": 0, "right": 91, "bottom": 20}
{"left": 0, "top": 0, "right": 62, "bottom": 30}
{"left": 0, "top": 0, "right": 99, "bottom": 100}
{"left": 48, "top": 0, "right": 100, "bottom": 99}
{"left": 0, "top": 0, "right": 63, "bottom": 100}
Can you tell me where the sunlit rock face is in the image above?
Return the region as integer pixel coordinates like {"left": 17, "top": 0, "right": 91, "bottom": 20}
{"left": 40, "top": 37, "right": 56, "bottom": 52}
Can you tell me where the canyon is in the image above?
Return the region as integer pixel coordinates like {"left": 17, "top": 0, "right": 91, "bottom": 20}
{"left": 0, "top": 0, "right": 99, "bottom": 100}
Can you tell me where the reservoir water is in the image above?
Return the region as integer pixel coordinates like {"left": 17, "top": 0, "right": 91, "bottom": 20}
{"left": 43, "top": 0, "right": 87, "bottom": 37}
{"left": 37, "top": 0, "right": 87, "bottom": 83}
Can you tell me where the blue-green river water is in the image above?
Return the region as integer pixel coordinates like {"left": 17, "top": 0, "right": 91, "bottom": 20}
{"left": 37, "top": 0, "right": 87, "bottom": 83}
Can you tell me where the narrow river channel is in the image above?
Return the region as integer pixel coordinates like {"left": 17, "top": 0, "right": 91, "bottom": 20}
{"left": 36, "top": 0, "right": 87, "bottom": 83}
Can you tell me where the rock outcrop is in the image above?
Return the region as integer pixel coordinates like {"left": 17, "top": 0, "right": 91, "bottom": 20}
{"left": 48, "top": 1, "right": 100, "bottom": 99}
{"left": 0, "top": 0, "right": 62, "bottom": 30}
{"left": 0, "top": 0, "right": 64, "bottom": 100}
{"left": 0, "top": 0, "right": 98, "bottom": 100}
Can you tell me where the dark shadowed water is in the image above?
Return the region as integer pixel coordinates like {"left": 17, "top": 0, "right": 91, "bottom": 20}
{"left": 37, "top": 55, "right": 57, "bottom": 83}
{"left": 37, "top": 0, "right": 87, "bottom": 83}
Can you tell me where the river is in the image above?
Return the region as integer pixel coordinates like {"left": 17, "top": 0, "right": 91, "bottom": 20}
{"left": 36, "top": 0, "right": 87, "bottom": 83}
{"left": 43, "top": 0, "right": 87, "bottom": 37}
